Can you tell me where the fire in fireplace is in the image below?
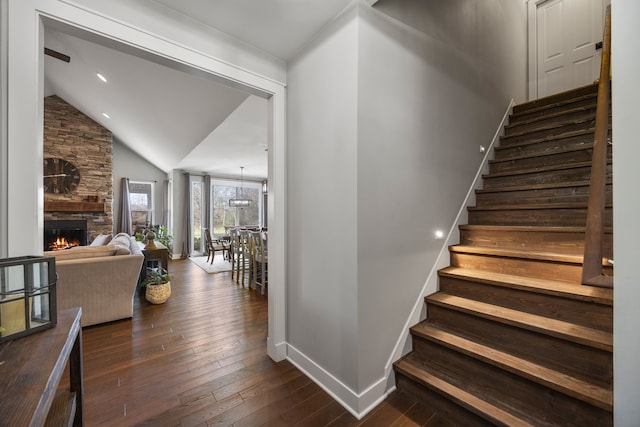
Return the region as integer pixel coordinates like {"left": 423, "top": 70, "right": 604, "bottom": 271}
{"left": 44, "top": 220, "right": 87, "bottom": 251}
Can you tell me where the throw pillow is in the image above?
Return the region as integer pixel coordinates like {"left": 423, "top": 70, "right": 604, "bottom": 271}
{"left": 90, "top": 233, "right": 112, "bottom": 246}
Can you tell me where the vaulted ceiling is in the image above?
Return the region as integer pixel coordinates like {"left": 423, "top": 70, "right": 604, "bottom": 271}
{"left": 43, "top": 0, "right": 369, "bottom": 180}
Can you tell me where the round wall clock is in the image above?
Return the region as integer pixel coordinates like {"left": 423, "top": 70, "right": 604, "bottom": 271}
{"left": 43, "top": 157, "right": 81, "bottom": 194}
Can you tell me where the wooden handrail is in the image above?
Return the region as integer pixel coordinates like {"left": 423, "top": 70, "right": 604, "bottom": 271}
{"left": 582, "top": 5, "right": 612, "bottom": 288}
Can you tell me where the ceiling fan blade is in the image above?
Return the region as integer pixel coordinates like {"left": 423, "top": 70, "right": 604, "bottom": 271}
{"left": 44, "top": 48, "right": 70, "bottom": 63}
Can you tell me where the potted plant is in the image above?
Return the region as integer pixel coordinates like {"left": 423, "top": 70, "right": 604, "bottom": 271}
{"left": 141, "top": 267, "right": 171, "bottom": 304}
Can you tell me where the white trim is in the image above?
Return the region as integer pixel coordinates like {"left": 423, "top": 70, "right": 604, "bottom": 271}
{"left": 527, "top": 0, "right": 539, "bottom": 101}
{"left": 266, "top": 84, "right": 287, "bottom": 362}
{"left": 287, "top": 344, "right": 396, "bottom": 419}
{"left": 6, "top": 0, "right": 287, "bottom": 361}
{"left": 0, "top": 0, "right": 8, "bottom": 257}
{"left": 380, "top": 100, "right": 515, "bottom": 401}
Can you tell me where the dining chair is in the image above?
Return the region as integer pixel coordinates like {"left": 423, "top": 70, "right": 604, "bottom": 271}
{"left": 248, "top": 230, "right": 268, "bottom": 294}
{"left": 229, "top": 227, "right": 241, "bottom": 283}
{"left": 238, "top": 229, "right": 251, "bottom": 286}
{"left": 204, "top": 228, "right": 228, "bottom": 264}
{"left": 229, "top": 228, "right": 250, "bottom": 286}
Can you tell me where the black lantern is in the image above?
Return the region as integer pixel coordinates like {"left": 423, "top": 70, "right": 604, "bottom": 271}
{"left": 0, "top": 256, "right": 57, "bottom": 342}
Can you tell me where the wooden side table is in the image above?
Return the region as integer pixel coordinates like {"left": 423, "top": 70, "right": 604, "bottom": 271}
{"left": 138, "top": 241, "right": 169, "bottom": 281}
{"left": 0, "top": 307, "right": 84, "bottom": 426}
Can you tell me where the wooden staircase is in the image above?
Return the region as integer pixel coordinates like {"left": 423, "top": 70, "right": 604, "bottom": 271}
{"left": 394, "top": 83, "right": 613, "bottom": 426}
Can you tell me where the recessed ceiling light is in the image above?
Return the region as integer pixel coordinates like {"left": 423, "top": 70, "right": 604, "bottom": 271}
{"left": 101, "top": 112, "right": 110, "bottom": 119}
{"left": 96, "top": 73, "right": 107, "bottom": 83}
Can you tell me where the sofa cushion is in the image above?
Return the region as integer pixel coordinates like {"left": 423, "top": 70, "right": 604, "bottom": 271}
{"left": 90, "top": 233, "right": 112, "bottom": 246}
{"left": 110, "top": 234, "right": 132, "bottom": 255}
{"left": 44, "top": 245, "right": 117, "bottom": 261}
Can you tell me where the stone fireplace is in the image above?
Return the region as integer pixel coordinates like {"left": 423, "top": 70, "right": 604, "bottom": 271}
{"left": 43, "top": 95, "right": 113, "bottom": 243}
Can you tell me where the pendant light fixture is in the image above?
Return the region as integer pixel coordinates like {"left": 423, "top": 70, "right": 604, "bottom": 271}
{"left": 229, "top": 166, "right": 251, "bottom": 207}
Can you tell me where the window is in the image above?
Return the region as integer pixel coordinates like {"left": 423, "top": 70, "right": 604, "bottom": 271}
{"left": 129, "top": 181, "right": 154, "bottom": 231}
{"left": 211, "top": 180, "right": 262, "bottom": 235}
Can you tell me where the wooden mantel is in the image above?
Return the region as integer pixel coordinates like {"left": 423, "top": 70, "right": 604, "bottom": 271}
{"left": 44, "top": 200, "right": 106, "bottom": 213}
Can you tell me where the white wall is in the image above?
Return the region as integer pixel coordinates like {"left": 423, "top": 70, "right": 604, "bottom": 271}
{"left": 612, "top": 1, "right": 640, "bottom": 425}
{"left": 112, "top": 137, "right": 167, "bottom": 231}
{"left": 286, "top": 0, "right": 526, "bottom": 416}
{"left": 356, "top": 0, "right": 527, "bottom": 394}
{"left": 286, "top": 2, "right": 361, "bottom": 407}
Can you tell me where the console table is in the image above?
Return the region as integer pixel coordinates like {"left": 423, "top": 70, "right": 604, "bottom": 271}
{"left": 0, "top": 307, "right": 84, "bottom": 426}
{"left": 138, "top": 241, "right": 169, "bottom": 281}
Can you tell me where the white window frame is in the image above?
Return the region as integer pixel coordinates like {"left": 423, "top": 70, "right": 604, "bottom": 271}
{"left": 129, "top": 180, "right": 155, "bottom": 227}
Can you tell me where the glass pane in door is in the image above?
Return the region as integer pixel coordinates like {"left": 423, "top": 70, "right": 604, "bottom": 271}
{"left": 192, "top": 181, "right": 203, "bottom": 254}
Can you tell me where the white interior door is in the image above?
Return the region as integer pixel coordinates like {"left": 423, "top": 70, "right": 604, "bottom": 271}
{"left": 534, "top": 0, "right": 604, "bottom": 98}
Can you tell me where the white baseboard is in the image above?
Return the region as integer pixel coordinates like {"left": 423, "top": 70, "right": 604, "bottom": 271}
{"left": 267, "top": 337, "right": 287, "bottom": 361}
{"left": 287, "top": 344, "right": 395, "bottom": 419}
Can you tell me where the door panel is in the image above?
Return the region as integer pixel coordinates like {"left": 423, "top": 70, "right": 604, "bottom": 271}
{"left": 536, "top": 0, "right": 604, "bottom": 98}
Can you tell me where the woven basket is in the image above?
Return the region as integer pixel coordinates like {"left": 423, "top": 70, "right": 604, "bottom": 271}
{"left": 145, "top": 282, "right": 171, "bottom": 304}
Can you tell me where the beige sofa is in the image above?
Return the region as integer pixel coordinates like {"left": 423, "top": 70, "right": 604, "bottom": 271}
{"left": 45, "top": 233, "right": 144, "bottom": 327}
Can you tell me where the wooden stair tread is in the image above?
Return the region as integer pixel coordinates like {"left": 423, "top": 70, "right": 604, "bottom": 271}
{"left": 497, "top": 128, "right": 596, "bottom": 150}
{"left": 395, "top": 354, "right": 535, "bottom": 427}
{"left": 482, "top": 160, "right": 595, "bottom": 179}
{"left": 499, "top": 125, "right": 608, "bottom": 150}
{"left": 426, "top": 293, "right": 613, "bottom": 351}
{"left": 512, "top": 93, "right": 596, "bottom": 117}
{"left": 512, "top": 84, "right": 597, "bottom": 115}
{"left": 449, "top": 244, "right": 586, "bottom": 264}
{"left": 475, "top": 180, "right": 609, "bottom": 194}
{"left": 458, "top": 224, "right": 613, "bottom": 235}
{"left": 440, "top": 266, "right": 613, "bottom": 305}
{"left": 489, "top": 143, "right": 596, "bottom": 164}
{"left": 501, "top": 124, "right": 595, "bottom": 143}
{"left": 504, "top": 114, "right": 596, "bottom": 139}
{"left": 410, "top": 323, "right": 612, "bottom": 410}
{"left": 507, "top": 104, "right": 597, "bottom": 128}
{"left": 468, "top": 202, "right": 611, "bottom": 211}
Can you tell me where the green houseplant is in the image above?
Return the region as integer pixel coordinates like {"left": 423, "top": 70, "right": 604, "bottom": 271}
{"left": 141, "top": 267, "right": 171, "bottom": 304}
{"left": 152, "top": 226, "right": 173, "bottom": 251}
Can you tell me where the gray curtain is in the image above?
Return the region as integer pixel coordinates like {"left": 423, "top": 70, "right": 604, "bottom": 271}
{"left": 162, "top": 179, "right": 170, "bottom": 227}
{"left": 117, "top": 177, "right": 132, "bottom": 235}
{"left": 181, "top": 173, "right": 191, "bottom": 258}
{"left": 204, "top": 174, "right": 211, "bottom": 233}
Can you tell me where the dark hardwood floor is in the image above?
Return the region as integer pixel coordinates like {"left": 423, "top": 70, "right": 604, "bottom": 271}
{"left": 77, "top": 259, "right": 438, "bottom": 426}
